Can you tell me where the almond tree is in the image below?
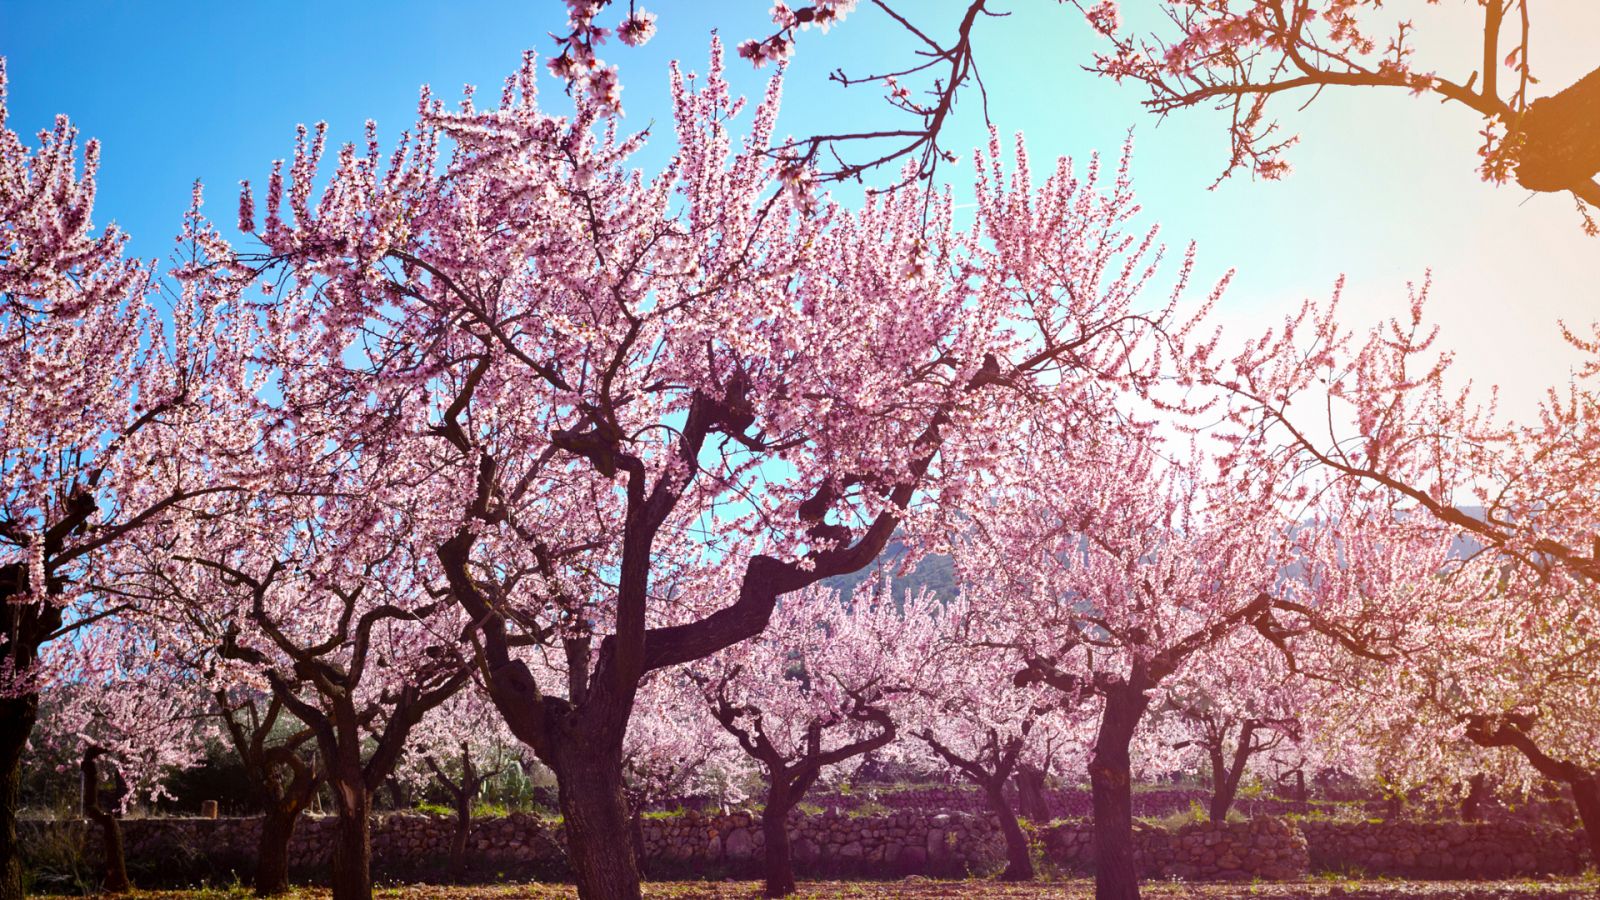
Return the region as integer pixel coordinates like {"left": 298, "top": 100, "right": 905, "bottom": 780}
{"left": 1220, "top": 278, "right": 1600, "bottom": 857}
{"left": 908, "top": 591, "right": 1084, "bottom": 883}
{"left": 210, "top": 687, "right": 322, "bottom": 896}
{"left": 33, "top": 619, "right": 212, "bottom": 894}
{"left": 689, "top": 584, "right": 938, "bottom": 897}
{"left": 1161, "top": 627, "right": 1314, "bottom": 821}
{"left": 176, "top": 506, "right": 465, "bottom": 900}
{"left": 107, "top": 384, "right": 472, "bottom": 900}
{"left": 622, "top": 668, "right": 750, "bottom": 871}
{"left": 1303, "top": 543, "right": 1600, "bottom": 860}
{"left": 0, "top": 59, "right": 254, "bottom": 900}
{"left": 102, "top": 533, "right": 325, "bottom": 896}
{"left": 1079, "top": 0, "right": 1600, "bottom": 228}
{"left": 953, "top": 428, "right": 1332, "bottom": 900}
{"left": 401, "top": 687, "right": 522, "bottom": 879}
{"left": 232, "top": 36, "right": 1215, "bottom": 898}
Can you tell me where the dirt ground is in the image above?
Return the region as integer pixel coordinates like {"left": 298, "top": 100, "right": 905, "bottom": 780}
{"left": 41, "top": 878, "right": 1600, "bottom": 900}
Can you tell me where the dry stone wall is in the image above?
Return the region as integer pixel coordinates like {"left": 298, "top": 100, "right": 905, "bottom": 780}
{"left": 1301, "top": 821, "right": 1590, "bottom": 878}
{"left": 21, "top": 812, "right": 1591, "bottom": 885}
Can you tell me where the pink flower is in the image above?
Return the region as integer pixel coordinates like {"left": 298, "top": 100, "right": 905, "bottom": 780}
{"left": 617, "top": 10, "right": 657, "bottom": 48}
{"left": 1084, "top": 0, "right": 1119, "bottom": 36}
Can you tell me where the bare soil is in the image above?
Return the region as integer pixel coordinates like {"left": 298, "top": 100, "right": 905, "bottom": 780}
{"left": 37, "top": 878, "right": 1600, "bottom": 899}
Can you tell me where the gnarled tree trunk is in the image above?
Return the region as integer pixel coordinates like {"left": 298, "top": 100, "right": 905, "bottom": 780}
{"left": 1090, "top": 685, "right": 1150, "bottom": 900}
{"left": 327, "top": 773, "right": 372, "bottom": 900}
{"left": 1571, "top": 776, "right": 1600, "bottom": 866}
{"left": 255, "top": 801, "right": 301, "bottom": 897}
{"left": 761, "top": 781, "right": 798, "bottom": 898}
{"left": 1206, "top": 720, "right": 1256, "bottom": 823}
{"left": 0, "top": 694, "right": 34, "bottom": 900}
{"left": 449, "top": 788, "right": 472, "bottom": 879}
{"left": 985, "top": 784, "right": 1034, "bottom": 882}
{"left": 80, "top": 748, "right": 130, "bottom": 895}
{"left": 551, "top": 741, "right": 640, "bottom": 900}
{"left": 1014, "top": 764, "right": 1052, "bottom": 824}
{"left": 919, "top": 728, "right": 1034, "bottom": 883}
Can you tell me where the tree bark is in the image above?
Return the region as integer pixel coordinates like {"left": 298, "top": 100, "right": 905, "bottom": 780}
{"left": 1516, "top": 65, "right": 1600, "bottom": 193}
{"left": 1014, "top": 764, "right": 1052, "bottom": 824}
{"left": 985, "top": 784, "right": 1034, "bottom": 882}
{"left": 1571, "top": 776, "right": 1600, "bottom": 866}
{"left": 80, "top": 749, "right": 131, "bottom": 895}
{"left": 1461, "top": 773, "right": 1488, "bottom": 823}
{"left": 0, "top": 694, "right": 34, "bottom": 900}
{"left": 629, "top": 808, "right": 648, "bottom": 880}
{"left": 449, "top": 785, "right": 472, "bottom": 879}
{"left": 551, "top": 742, "right": 641, "bottom": 900}
{"left": 328, "top": 774, "right": 372, "bottom": 900}
{"left": 761, "top": 783, "right": 797, "bottom": 898}
{"left": 1090, "top": 686, "right": 1150, "bottom": 900}
{"left": 1207, "top": 721, "right": 1254, "bottom": 823}
{"left": 254, "top": 801, "right": 303, "bottom": 896}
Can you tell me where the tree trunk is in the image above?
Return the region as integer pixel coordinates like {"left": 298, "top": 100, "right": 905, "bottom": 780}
{"left": 385, "top": 777, "right": 410, "bottom": 813}
{"left": 1383, "top": 787, "right": 1405, "bottom": 822}
{"left": 985, "top": 784, "right": 1034, "bottom": 882}
{"left": 1208, "top": 721, "right": 1255, "bottom": 823}
{"left": 1090, "top": 686, "right": 1150, "bottom": 900}
{"left": 630, "top": 808, "right": 648, "bottom": 880}
{"left": 1014, "top": 765, "right": 1052, "bottom": 824}
{"left": 1294, "top": 770, "right": 1308, "bottom": 811}
{"left": 761, "top": 783, "right": 797, "bottom": 898}
{"left": 1516, "top": 65, "right": 1600, "bottom": 193}
{"left": 0, "top": 694, "right": 34, "bottom": 900}
{"left": 449, "top": 788, "right": 471, "bottom": 879}
{"left": 1570, "top": 775, "right": 1600, "bottom": 866}
{"left": 80, "top": 749, "right": 130, "bottom": 894}
{"left": 1461, "top": 774, "right": 1488, "bottom": 823}
{"left": 328, "top": 776, "right": 372, "bottom": 900}
{"left": 551, "top": 743, "right": 641, "bottom": 900}
{"left": 254, "top": 802, "right": 301, "bottom": 896}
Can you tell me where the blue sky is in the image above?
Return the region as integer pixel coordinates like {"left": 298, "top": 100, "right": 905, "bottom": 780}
{"left": 3, "top": 1, "right": 1595, "bottom": 419}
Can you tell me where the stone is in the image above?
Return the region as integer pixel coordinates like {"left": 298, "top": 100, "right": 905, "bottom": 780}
{"left": 724, "top": 826, "right": 756, "bottom": 859}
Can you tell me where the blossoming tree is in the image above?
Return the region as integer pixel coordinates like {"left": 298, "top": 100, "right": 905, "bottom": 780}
{"left": 951, "top": 422, "right": 1346, "bottom": 900}
{"left": 688, "top": 584, "right": 939, "bottom": 896}
{"left": 1161, "top": 627, "right": 1317, "bottom": 822}
{"left": 231, "top": 31, "right": 1215, "bottom": 897}
{"left": 401, "top": 687, "right": 523, "bottom": 878}
{"left": 908, "top": 591, "right": 1085, "bottom": 883}
{"left": 0, "top": 59, "right": 254, "bottom": 900}
{"left": 32, "top": 618, "right": 212, "bottom": 894}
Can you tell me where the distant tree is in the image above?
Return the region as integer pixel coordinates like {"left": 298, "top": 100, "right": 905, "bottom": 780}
{"left": 689, "top": 584, "right": 938, "bottom": 897}
{"left": 402, "top": 688, "right": 520, "bottom": 879}
{"left": 909, "top": 592, "right": 1084, "bottom": 883}
{"left": 34, "top": 621, "right": 212, "bottom": 895}
{"left": 951, "top": 424, "right": 1385, "bottom": 900}
{"left": 1221, "top": 280, "right": 1600, "bottom": 862}
{"left": 1161, "top": 628, "right": 1315, "bottom": 822}
{"left": 0, "top": 58, "right": 252, "bottom": 900}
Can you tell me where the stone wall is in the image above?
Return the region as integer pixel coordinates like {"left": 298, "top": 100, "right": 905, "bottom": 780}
{"left": 1301, "top": 821, "right": 1590, "bottom": 879}
{"left": 22, "top": 811, "right": 1591, "bottom": 887}
{"left": 1043, "top": 817, "right": 1307, "bottom": 881}
{"left": 802, "top": 785, "right": 1316, "bottom": 820}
